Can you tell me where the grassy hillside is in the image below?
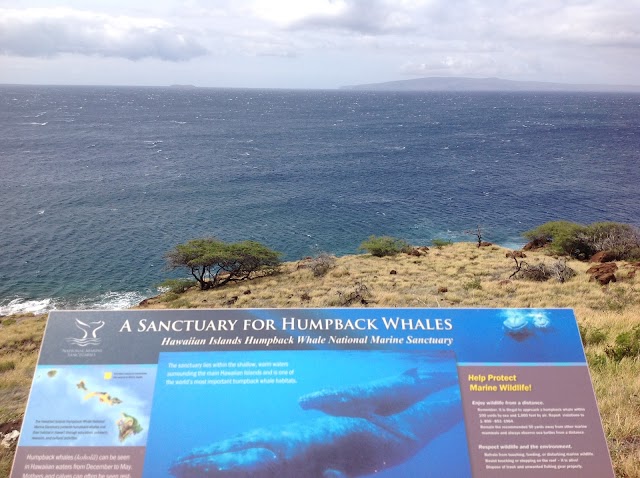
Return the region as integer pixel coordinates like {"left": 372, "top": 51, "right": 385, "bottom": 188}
{"left": 1, "top": 243, "right": 638, "bottom": 476}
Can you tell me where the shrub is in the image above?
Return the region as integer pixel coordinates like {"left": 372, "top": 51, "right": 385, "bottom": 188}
{"left": 463, "top": 278, "right": 482, "bottom": 291}
{"left": 309, "top": 253, "right": 337, "bottom": 277}
{"left": 159, "top": 292, "right": 181, "bottom": 303}
{"left": 359, "top": 236, "right": 410, "bottom": 257}
{"left": 605, "top": 325, "right": 640, "bottom": 362}
{"left": 579, "top": 324, "right": 608, "bottom": 347}
{"left": 431, "top": 238, "right": 453, "bottom": 248}
{"left": 337, "top": 281, "right": 372, "bottom": 306}
{"left": 585, "top": 352, "right": 608, "bottom": 370}
{"left": 523, "top": 221, "right": 591, "bottom": 258}
{"left": 523, "top": 220, "right": 640, "bottom": 260}
{"left": 157, "top": 278, "right": 195, "bottom": 294}
{"left": 512, "top": 259, "right": 576, "bottom": 283}
{"left": 579, "top": 222, "right": 640, "bottom": 260}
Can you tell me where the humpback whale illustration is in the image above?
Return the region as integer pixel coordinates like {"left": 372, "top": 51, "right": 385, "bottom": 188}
{"left": 75, "top": 319, "right": 105, "bottom": 338}
{"left": 298, "top": 367, "right": 457, "bottom": 419}
{"left": 503, "top": 311, "right": 552, "bottom": 341}
{"left": 170, "top": 387, "right": 463, "bottom": 478}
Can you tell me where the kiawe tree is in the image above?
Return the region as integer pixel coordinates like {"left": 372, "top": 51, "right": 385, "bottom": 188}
{"left": 165, "top": 238, "right": 281, "bottom": 290}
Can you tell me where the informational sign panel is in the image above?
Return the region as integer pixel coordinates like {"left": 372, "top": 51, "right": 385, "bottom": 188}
{"left": 13, "top": 308, "right": 614, "bottom": 477}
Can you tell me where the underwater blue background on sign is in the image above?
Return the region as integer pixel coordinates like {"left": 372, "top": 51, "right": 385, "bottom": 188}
{"left": 144, "top": 350, "right": 470, "bottom": 478}
{"left": 247, "top": 308, "right": 585, "bottom": 363}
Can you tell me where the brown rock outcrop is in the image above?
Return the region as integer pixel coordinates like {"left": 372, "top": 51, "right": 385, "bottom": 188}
{"left": 523, "top": 237, "right": 549, "bottom": 251}
{"left": 589, "top": 251, "right": 617, "bottom": 263}
{"left": 586, "top": 262, "right": 618, "bottom": 285}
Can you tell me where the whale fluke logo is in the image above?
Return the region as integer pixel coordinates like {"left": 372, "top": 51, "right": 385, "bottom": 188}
{"left": 66, "top": 319, "right": 105, "bottom": 347}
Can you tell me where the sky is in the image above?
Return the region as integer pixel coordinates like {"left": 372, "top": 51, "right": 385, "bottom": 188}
{"left": 1, "top": 0, "right": 639, "bottom": 89}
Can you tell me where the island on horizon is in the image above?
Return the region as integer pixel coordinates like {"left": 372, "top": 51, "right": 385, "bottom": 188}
{"left": 341, "top": 76, "right": 640, "bottom": 93}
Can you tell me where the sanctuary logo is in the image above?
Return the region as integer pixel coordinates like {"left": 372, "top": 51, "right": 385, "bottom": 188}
{"left": 66, "top": 318, "right": 105, "bottom": 347}
{"left": 61, "top": 318, "right": 105, "bottom": 359}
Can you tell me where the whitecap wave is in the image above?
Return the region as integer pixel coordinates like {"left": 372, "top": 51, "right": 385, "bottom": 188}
{"left": 0, "top": 290, "right": 154, "bottom": 316}
{"left": 0, "top": 298, "right": 56, "bottom": 316}
{"left": 75, "top": 290, "right": 153, "bottom": 310}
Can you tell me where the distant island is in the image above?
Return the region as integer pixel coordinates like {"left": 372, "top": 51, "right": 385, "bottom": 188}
{"left": 341, "top": 76, "right": 640, "bottom": 93}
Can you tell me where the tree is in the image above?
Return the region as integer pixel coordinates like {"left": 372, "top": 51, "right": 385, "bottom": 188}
{"left": 522, "top": 221, "right": 640, "bottom": 260}
{"left": 165, "top": 238, "right": 281, "bottom": 290}
{"left": 465, "top": 225, "right": 485, "bottom": 248}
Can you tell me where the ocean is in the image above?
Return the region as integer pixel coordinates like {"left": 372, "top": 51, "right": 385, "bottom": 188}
{"left": 1, "top": 86, "right": 639, "bottom": 314}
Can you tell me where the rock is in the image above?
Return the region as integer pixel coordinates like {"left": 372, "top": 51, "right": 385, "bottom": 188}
{"left": 594, "top": 273, "right": 617, "bottom": 285}
{"left": 523, "top": 237, "right": 549, "bottom": 251}
{"left": 586, "top": 263, "right": 618, "bottom": 275}
{"left": 243, "top": 289, "right": 252, "bottom": 295}
{"left": 437, "top": 286, "right": 448, "bottom": 293}
{"left": 389, "top": 270, "right": 397, "bottom": 275}
{"left": 224, "top": 296, "right": 239, "bottom": 306}
{"left": 590, "top": 251, "right": 617, "bottom": 263}
{"left": 586, "top": 262, "right": 618, "bottom": 285}
{"left": 506, "top": 251, "right": 527, "bottom": 259}
{"left": 1, "top": 429, "right": 19, "bottom": 449}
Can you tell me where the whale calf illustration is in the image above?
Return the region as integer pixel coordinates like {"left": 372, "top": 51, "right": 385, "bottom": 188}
{"left": 298, "top": 367, "right": 457, "bottom": 419}
{"left": 170, "top": 387, "right": 463, "bottom": 478}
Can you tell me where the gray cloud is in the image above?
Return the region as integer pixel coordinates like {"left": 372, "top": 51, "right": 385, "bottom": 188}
{"left": 285, "top": 0, "right": 640, "bottom": 49}
{"left": 288, "top": 0, "right": 415, "bottom": 35}
{"left": 281, "top": 0, "right": 639, "bottom": 83}
{"left": 0, "top": 8, "right": 208, "bottom": 61}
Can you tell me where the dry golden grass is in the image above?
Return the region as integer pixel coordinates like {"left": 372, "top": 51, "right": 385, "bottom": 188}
{"left": 142, "top": 243, "right": 640, "bottom": 313}
{"left": 1, "top": 243, "right": 638, "bottom": 476}
{"left": 0, "top": 313, "right": 47, "bottom": 477}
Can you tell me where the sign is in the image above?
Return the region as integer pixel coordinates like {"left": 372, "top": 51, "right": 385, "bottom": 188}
{"left": 12, "top": 308, "right": 614, "bottom": 477}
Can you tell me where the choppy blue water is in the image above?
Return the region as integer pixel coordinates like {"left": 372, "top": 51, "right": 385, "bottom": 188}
{"left": 1, "top": 86, "right": 639, "bottom": 313}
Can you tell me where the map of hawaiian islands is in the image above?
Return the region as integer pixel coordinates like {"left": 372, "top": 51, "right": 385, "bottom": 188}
{"left": 45, "top": 370, "right": 143, "bottom": 443}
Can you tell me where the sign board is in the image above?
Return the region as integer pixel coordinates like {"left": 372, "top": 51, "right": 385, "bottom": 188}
{"left": 13, "top": 308, "right": 614, "bottom": 477}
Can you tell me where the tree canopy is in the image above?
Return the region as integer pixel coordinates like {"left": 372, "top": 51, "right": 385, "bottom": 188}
{"left": 165, "top": 238, "right": 281, "bottom": 290}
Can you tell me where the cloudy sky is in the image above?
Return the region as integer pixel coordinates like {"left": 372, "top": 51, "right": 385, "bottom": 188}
{"left": 1, "top": 0, "right": 638, "bottom": 89}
